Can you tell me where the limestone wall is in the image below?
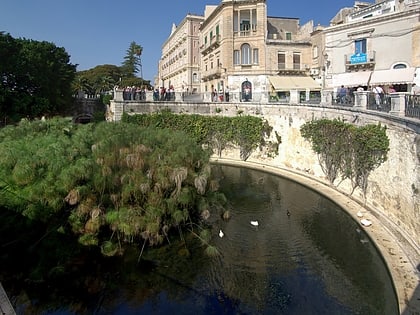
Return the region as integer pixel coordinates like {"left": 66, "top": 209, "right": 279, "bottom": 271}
{"left": 110, "top": 101, "right": 420, "bottom": 253}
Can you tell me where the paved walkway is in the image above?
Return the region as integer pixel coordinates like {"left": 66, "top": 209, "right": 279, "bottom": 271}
{"left": 211, "top": 157, "right": 420, "bottom": 315}
{"left": 0, "top": 282, "right": 15, "bottom": 315}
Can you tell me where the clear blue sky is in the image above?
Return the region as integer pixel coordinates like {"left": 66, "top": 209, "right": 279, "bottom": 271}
{"left": 0, "top": 0, "right": 360, "bottom": 82}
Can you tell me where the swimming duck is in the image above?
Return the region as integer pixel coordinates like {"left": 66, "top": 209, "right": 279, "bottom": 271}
{"left": 250, "top": 221, "right": 259, "bottom": 226}
{"left": 219, "top": 229, "right": 224, "bottom": 238}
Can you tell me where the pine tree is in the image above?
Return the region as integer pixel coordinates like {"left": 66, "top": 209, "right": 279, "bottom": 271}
{"left": 121, "top": 41, "right": 143, "bottom": 78}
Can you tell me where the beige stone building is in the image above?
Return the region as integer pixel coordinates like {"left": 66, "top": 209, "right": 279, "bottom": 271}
{"left": 323, "top": 0, "right": 420, "bottom": 92}
{"left": 157, "top": 0, "right": 321, "bottom": 103}
{"left": 157, "top": 14, "right": 204, "bottom": 94}
{"left": 199, "top": 0, "right": 320, "bottom": 103}
{"left": 156, "top": 0, "right": 420, "bottom": 102}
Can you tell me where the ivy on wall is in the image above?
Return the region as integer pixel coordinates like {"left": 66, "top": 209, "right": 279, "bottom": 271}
{"left": 122, "top": 110, "right": 276, "bottom": 161}
{"left": 300, "top": 118, "right": 390, "bottom": 198}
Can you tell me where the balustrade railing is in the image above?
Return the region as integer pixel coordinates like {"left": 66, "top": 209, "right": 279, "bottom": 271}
{"left": 112, "top": 90, "right": 420, "bottom": 120}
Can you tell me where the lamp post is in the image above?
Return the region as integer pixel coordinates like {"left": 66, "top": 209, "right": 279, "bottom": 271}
{"left": 323, "top": 53, "right": 329, "bottom": 89}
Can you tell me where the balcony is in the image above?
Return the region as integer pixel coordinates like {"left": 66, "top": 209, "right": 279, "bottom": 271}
{"left": 345, "top": 50, "right": 376, "bottom": 71}
{"left": 201, "top": 65, "right": 225, "bottom": 82}
{"left": 234, "top": 24, "right": 257, "bottom": 37}
{"left": 201, "top": 34, "right": 221, "bottom": 56}
{"left": 277, "top": 63, "right": 307, "bottom": 76}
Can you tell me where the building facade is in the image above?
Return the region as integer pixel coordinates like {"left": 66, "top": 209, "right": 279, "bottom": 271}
{"left": 323, "top": 0, "right": 420, "bottom": 93}
{"left": 157, "top": 14, "right": 204, "bottom": 94}
{"left": 198, "top": 0, "right": 320, "bottom": 103}
{"left": 156, "top": 0, "right": 420, "bottom": 103}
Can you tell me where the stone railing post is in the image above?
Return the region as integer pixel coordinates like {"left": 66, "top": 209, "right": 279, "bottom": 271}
{"left": 389, "top": 93, "right": 407, "bottom": 117}
{"left": 321, "top": 89, "right": 333, "bottom": 105}
{"left": 353, "top": 91, "right": 368, "bottom": 109}
{"left": 113, "top": 88, "right": 124, "bottom": 101}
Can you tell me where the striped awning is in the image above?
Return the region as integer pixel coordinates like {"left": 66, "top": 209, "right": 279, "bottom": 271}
{"left": 268, "top": 76, "right": 321, "bottom": 91}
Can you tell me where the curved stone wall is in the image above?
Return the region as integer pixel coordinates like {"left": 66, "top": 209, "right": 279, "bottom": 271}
{"left": 111, "top": 100, "right": 420, "bottom": 312}
{"left": 111, "top": 101, "right": 419, "bottom": 254}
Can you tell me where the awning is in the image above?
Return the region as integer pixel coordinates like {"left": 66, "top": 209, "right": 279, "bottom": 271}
{"left": 268, "top": 76, "right": 321, "bottom": 91}
{"left": 332, "top": 71, "right": 372, "bottom": 88}
{"left": 369, "top": 67, "right": 415, "bottom": 86}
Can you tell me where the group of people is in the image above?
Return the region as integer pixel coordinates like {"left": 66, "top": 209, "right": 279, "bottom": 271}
{"left": 118, "top": 86, "right": 148, "bottom": 101}
{"left": 337, "top": 85, "right": 354, "bottom": 104}
{"left": 337, "top": 84, "right": 406, "bottom": 108}
{"left": 153, "top": 86, "right": 175, "bottom": 101}
{"left": 211, "top": 86, "right": 230, "bottom": 102}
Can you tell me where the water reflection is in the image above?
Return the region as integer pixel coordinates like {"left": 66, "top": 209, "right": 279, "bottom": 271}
{"left": 4, "top": 165, "right": 398, "bottom": 314}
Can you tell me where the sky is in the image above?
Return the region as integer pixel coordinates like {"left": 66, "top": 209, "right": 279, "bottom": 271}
{"left": 0, "top": 0, "right": 363, "bottom": 82}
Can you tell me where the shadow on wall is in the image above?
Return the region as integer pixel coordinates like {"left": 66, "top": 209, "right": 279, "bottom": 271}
{"left": 401, "top": 264, "right": 420, "bottom": 314}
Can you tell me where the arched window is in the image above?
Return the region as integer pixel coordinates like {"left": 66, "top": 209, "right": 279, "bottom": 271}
{"left": 241, "top": 44, "right": 251, "bottom": 65}
{"left": 393, "top": 63, "right": 407, "bottom": 69}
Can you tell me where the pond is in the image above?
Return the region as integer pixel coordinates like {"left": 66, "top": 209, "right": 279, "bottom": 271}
{"left": 2, "top": 165, "right": 398, "bottom": 314}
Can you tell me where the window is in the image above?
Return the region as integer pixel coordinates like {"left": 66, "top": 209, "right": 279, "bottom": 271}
{"left": 241, "top": 20, "right": 250, "bottom": 32}
{"left": 278, "top": 53, "right": 285, "bottom": 70}
{"left": 234, "top": 9, "right": 257, "bottom": 33}
{"left": 355, "top": 39, "right": 366, "bottom": 54}
{"left": 216, "top": 25, "right": 220, "bottom": 35}
{"left": 251, "top": 9, "right": 257, "bottom": 31}
{"left": 193, "top": 73, "right": 198, "bottom": 82}
{"left": 286, "top": 32, "right": 292, "bottom": 40}
{"left": 210, "top": 31, "right": 213, "bottom": 39}
{"left": 204, "top": 36, "right": 207, "bottom": 45}
{"left": 253, "top": 48, "right": 259, "bottom": 64}
{"left": 233, "top": 50, "right": 240, "bottom": 65}
{"left": 241, "top": 44, "right": 251, "bottom": 65}
{"left": 312, "top": 45, "right": 318, "bottom": 59}
{"left": 293, "top": 53, "right": 301, "bottom": 70}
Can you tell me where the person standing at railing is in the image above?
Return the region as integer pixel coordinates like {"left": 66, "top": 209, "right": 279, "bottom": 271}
{"left": 338, "top": 85, "right": 347, "bottom": 104}
{"left": 412, "top": 83, "right": 420, "bottom": 95}
{"left": 372, "top": 85, "right": 384, "bottom": 109}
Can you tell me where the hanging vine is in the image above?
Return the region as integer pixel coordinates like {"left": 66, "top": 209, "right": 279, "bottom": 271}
{"left": 300, "top": 118, "right": 389, "bottom": 198}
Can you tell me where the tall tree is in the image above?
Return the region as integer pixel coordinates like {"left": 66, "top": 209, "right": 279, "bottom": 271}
{"left": 121, "top": 41, "right": 143, "bottom": 78}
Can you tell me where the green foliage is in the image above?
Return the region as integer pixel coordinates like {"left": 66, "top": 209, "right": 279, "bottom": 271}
{"left": 300, "top": 118, "right": 389, "bottom": 196}
{"left": 0, "top": 33, "right": 76, "bottom": 122}
{"left": 122, "top": 111, "right": 275, "bottom": 161}
{"left": 73, "top": 64, "right": 151, "bottom": 98}
{"left": 0, "top": 118, "right": 222, "bottom": 256}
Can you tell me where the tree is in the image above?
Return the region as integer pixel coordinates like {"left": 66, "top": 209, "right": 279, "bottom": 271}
{"left": 0, "top": 33, "right": 76, "bottom": 122}
{"left": 121, "top": 41, "right": 143, "bottom": 78}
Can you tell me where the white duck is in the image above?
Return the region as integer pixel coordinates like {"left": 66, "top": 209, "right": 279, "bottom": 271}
{"left": 361, "top": 219, "right": 372, "bottom": 227}
{"left": 250, "top": 220, "right": 259, "bottom": 226}
{"left": 219, "top": 229, "right": 224, "bottom": 238}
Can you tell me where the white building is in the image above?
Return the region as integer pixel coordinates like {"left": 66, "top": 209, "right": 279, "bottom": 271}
{"left": 323, "top": 0, "right": 420, "bottom": 93}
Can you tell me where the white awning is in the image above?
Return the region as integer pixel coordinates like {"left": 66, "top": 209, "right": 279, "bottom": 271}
{"left": 369, "top": 67, "right": 415, "bottom": 86}
{"left": 331, "top": 71, "right": 372, "bottom": 88}
{"left": 268, "top": 76, "right": 321, "bottom": 91}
